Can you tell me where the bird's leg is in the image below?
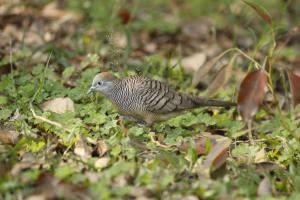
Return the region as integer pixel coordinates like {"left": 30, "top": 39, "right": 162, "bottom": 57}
{"left": 120, "top": 115, "right": 147, "bottom": 126}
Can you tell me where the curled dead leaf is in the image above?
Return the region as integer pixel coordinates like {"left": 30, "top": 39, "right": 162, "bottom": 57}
{"left": 237, "top": 69, "right": 268, "bottom": 123}
{"left": 287, "top": 68, "right": 300, "bottom": 107}
{"left": 0, "top": 127, "right": 19, "bottom": 145}
{"left": 41, "top": 97, "right": 75, "bottom": 114}
{"left": 74, "top": 135, "right": 92, "bottom": 159}
{"left": 203, "top": 137, "right": 232, "bottom": 172}
{"left": 95, "top": 139, "right": 108, "bottom": 157}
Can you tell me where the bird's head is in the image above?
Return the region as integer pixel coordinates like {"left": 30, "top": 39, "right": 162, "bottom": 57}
{"left": 87, "top": 72, "right": 118, "bottom": 95}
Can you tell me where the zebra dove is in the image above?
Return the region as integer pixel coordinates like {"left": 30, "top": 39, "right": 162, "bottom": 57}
{"left": 87, "top": 72, "right": 236, "bottom": 125}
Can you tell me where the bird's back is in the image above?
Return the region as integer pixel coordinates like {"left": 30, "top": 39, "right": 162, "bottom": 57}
{"left": 109, "top": 75, "right": 206, "bottom": 124}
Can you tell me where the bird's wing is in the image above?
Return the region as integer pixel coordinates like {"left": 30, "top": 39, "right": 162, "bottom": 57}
{"left": 137, "top": 78, "right": 197, "bottom": 114}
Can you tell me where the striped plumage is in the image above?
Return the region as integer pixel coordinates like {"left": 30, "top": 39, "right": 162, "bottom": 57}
{"left": 88, "top": 72, "right": 236, "bottom": 125}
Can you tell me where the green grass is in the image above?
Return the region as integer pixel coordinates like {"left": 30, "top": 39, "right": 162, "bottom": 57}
{"left": 1, "top": 0, "right": 300, "bottom": 199}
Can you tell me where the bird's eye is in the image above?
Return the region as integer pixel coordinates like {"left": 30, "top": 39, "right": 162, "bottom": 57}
{"left": 97, "top": 81, "right": 102, "bottom": 85}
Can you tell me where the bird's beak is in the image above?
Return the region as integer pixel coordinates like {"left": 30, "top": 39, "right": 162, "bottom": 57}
{"left": 87, "top": 86, "right": 95, "bottom": 95}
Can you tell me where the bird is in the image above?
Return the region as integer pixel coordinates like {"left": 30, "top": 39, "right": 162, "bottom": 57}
{"left": 87, "top": 72, "right": 236, "bottom": 125}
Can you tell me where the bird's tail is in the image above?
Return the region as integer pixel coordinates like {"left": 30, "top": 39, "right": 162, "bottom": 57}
{"left": 191, "top": 96, "right": 237, "bottom": 108}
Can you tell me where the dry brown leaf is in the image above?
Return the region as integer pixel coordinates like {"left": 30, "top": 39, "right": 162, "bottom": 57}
{"left": 180, "top": 133, "right": 227, "bottom": 156}
{"left": 287, "top": 68, "right": 300, "bottom": 107}
{"left": 0, "top": 128, "right": 19, "bottom": 145}
{"left": 74, "top": 135, "right": 92, "bottom": 159}
{"left": 118, "top": 9, "right": 131, "bottom": 24}
{"left": 181, "top": 52, "right": 206, "bottom": 74}
{"left": 207, "top": 63, "right": 232, "bottom": 97}
{"left": 29, "top": 172, "right": 91, "bottom": 200}
{"left": 95, "top": 157, "right": 110, "bottom": 169}
{"left": 203, "top": 137, "right": 232, "bottom": 172}
{"left": 41, "top": 97, "right": 75, "bottom": 114}
{"left": 257, "top": 177, "right": 272, "bottom": 197}
{"left": 237, "top": 69, "right": 268, "bottom": 123}
{"left": 95, "top": 139, "right": 108, "bottom": 157}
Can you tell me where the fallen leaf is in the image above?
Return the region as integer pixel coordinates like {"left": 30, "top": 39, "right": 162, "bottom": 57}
{"left": 257, "top": 176, "right": 272, "bottom": 197}
{"left": 74, "top": 135, "right": 92, "bottom": 159}
{"left": 180, "top": 133, "right": 228, "bottom": 156}
{"left": 95, "top": 157, "right": 110, "bottom": 169}
{"left": 207, "top": 63, "right": 232, "bottom": 97}
{"left": 254, "top": 148, "right": 267, "bottom": 163}
{"left": 29, "top": 172, "right": 91, "bottom": 200}
{"left": 181, "top": 52, "right": 206, "bottom": 74}
{"left": 203, "top": 137, "right": 232, "bottom": 172}
{"left": 95, "top": 139, "right": 108, "bottom": 157}
{"left": 118, "top": 9, "right": 131, "bottom": 24}
{"left": 0, "top": 127, "right": 19, "bottom": 145}
{"left": 255, "top": 162, "right": 284, "bottom": 172}
{"left": 287, "top": 68, "right": 300, "bottom": 107}
{"left": 237, "top": 69, "right": 268, "bottom": 123}
{"left": 243, "top": 0, "right": 272, "bottom": 25}
{"left": 41, "top": 97, "right": 75, "bottom": 114}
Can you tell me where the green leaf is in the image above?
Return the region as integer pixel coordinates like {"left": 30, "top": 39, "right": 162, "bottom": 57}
{"left": 0, "top": 108, "right": 13, "bottom": 121}
{"left": 55, "top": 165, "right": 76, "bottom": 179}
{"left": 62, "top": 66, "right": 76, "bottom": 79}
{"left": 128, "top": 126, "right": 145, "bottom": 136}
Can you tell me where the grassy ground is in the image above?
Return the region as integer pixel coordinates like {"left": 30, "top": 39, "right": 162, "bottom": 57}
{"left": 1, "top": 0, "right": 300, "bottom": 199}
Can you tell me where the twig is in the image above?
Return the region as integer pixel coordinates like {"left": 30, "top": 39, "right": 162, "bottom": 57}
{"left": 149, "top": 132, "right": 175, "bottom": 149}
{"left": 29, "top": 52, "right": 72, "bottom": 134}
{"left": 29, "top": 102, "right": 71, "bottom": 133}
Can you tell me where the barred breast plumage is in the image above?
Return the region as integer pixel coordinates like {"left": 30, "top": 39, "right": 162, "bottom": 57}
{"left": 88, "top": 72, "right": 236, "bottom": 125}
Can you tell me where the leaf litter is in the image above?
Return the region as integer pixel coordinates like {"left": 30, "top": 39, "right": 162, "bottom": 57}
{"left": 0, "top": 1, "right": 300, "bottom": 199}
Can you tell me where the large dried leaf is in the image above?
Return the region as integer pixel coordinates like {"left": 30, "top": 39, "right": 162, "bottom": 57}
{"left": 287, "top": 68, "right": 300, "bottom": 107}
{"left": 237, "top": 69, "right": 268, "bottom": 123}
{"left": 207, "top": 63, "right": 232, "bottom": 97}
{"left": 41, "top": 97, "right": 75, "bottom": 114}
{"left": 243, "top": 0, "right": 272, "bottom": 25}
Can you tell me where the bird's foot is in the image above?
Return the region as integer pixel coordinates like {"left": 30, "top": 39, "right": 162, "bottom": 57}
{"left": 120, "top": 115, "right": 147, "bottom": 126}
